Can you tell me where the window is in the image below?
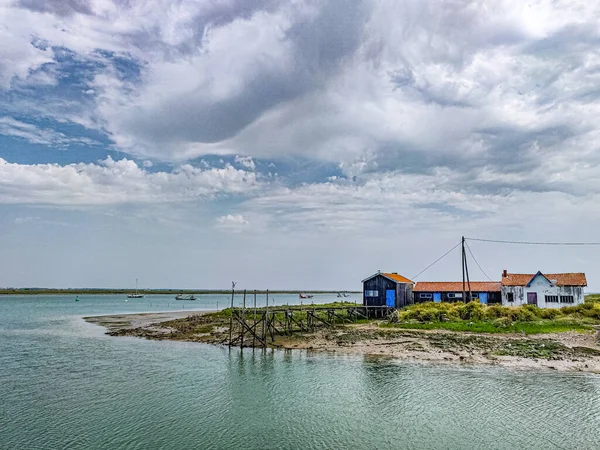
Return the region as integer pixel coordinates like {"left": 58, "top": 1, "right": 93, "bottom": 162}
{"left": 447, "top": 293, "right": 463, "bottom": 299}
{"left": 365, "top": 290, "right": 379, "bottom": 297}
{"left": 545, "top": 295, "right": 559, "bottom": 303}
{"left": 507, "top": 292, "right": 514, "bottom": 302}
{"left": 560, "top": 295, "right": 574, "bottom": 304}
{"left": 471, "top": 293, "right": 479, "bottom": 299}
{"left": 420, "top": 293, "right": 432, "bottom": 299}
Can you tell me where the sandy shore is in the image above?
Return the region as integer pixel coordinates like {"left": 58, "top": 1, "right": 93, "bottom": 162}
{"left": 85, "top": 311, "right": 600, "bottom": 373}
{"left": 84, "top": 311, "right": 212, "bottom": 331}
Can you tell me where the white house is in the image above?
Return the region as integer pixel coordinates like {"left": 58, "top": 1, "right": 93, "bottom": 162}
{"left": 501, "top": 270, "right": 587, "bottom": 308}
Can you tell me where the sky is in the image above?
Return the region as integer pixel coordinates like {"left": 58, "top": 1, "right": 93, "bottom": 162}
{"left": 1, "top": 0, "right": 600, "bottom": 291}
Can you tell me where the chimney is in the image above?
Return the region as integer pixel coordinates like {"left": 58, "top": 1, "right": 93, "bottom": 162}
{"left": 502, "top": 269, "right": 508, "bottom": 278}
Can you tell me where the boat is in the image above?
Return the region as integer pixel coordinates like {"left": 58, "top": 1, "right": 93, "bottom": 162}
{"left": 175, "top": 294, "right": 197, "bottom": 301}
{"left": 127, "top": 278, "right": 144, "bottom": 298}
{"left": 337, "top": 293, "right": 343, "bottom": 298}
{"left": 299, "top": 293, "right": 313, "bottom": 299}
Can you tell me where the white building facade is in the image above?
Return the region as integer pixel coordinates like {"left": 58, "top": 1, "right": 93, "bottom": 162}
{"left": 501, "top": 271, "right": 586, "bottom": 308}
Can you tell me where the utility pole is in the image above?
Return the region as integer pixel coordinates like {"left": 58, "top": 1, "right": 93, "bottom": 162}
{"left": 462, "top": 236, "right": 466, "bottom": 302}
{"left": 461, "top": 236, "right": 472, "bottom": 303}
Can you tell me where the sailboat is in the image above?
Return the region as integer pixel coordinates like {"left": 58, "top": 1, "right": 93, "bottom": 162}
{"left": 127, "top": 278, "right": 144, "bottom": 298}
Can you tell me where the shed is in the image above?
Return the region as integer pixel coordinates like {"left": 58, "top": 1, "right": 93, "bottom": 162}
{"left": 362, "top": 272, "right": 414, "bottom": 308}
{"left": 413, "top": 281, "right": 502, "bottom": 304}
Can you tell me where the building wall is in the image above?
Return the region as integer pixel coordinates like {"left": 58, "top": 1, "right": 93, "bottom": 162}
{"left": 501, "top": 275, "right": 584, "bottom": 308}
{"left": 414, "top": 291, "right": 501, "bottom": 304}
{"left": 396, "top": 283, "right": 414, "bottom": 308}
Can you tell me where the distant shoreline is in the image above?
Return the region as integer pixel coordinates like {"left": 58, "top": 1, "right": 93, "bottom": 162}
{"left": 0, "top": 289, "right": 361, "bottom": 295}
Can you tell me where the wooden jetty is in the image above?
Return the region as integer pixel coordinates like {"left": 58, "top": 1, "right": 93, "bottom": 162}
{"left": 227, "top": 289, "right": 395, "bottom": 348}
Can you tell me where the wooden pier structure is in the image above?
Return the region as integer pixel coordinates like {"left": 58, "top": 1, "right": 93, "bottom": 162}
{"left": 226, "top": 289, "right": 396, "bottom": 348}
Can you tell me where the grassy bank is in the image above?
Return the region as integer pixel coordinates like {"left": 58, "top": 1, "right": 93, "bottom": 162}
{"left": 387, "top": 298, "right": 600, "bottom": 334}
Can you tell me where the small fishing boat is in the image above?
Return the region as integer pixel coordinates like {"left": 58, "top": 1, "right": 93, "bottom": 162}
{"left": 127, "top": 278, "right": 144, "bottom": 298}
{"left": 175, "top": 294, "right": 197, "bottom": 301}
{"left": 299, "top": 293, "right": 313, "bottom": 299}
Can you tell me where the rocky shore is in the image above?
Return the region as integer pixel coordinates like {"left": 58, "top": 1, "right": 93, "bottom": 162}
{"left": 85, "top": 311, "right": 600, "bottom": 373}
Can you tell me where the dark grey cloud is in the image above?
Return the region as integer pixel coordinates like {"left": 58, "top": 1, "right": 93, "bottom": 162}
{"left": 120, "top": 0, "right": 369, "bottom": 145}
{"left": 287, "top": 0, "right": 368, "bottom": 74}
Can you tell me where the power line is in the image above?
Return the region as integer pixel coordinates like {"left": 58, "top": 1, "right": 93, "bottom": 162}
{"left": 411, "top": 241, "right": 462, "bottom": 280}
{"left": 466, "top": 237, "right": 600, "bottom": 246}
{"left": 465, "top": 241, "right": 493, "bottom": 282}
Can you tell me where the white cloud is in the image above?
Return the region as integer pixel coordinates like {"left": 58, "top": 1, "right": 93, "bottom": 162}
{"left": 216, "top": 214, "right": 250, "bottom": 233}
{"left": 0, "top": 117, "right": 98, "bottom": 146}
{"left": 234, "top": 155, "right": 255, "bottom": 170}
{"left": 0, "top": 24, "right": 54, "bottom": 89}
{"left": 14, "top": 216, "right": 40, "bottom": 224}
{"left": 217, "top": 214, "right": 249, "bottom": 225}
{"left": 0, "top": 157, "right": 259, "bottom": 205}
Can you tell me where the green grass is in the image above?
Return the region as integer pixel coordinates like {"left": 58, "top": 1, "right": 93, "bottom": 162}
{"left": 585, "top": 294, "right": 600, "bottom": 303}
{"left": 385, "top": 321, "right": 593, "bottom": 334}
{"left": 388, "top": 299, "right": 600, "bottom": 334}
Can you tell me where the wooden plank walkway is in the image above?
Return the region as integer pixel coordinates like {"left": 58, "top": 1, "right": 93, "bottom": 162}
{"left": 227, "top": 300, "right": 396, "bottom": 348}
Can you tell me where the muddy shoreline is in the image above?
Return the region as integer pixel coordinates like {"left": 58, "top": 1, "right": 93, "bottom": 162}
{"left": 84, "top": 311, "right": 600, "bottom": 373}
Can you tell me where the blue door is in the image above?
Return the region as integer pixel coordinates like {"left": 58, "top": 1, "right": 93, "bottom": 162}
{"left": 386, "top": 290, "right": 395, "bottom": 307}
{"left": 479, "top": 293, "right": 488, "bottom": 304}
{"left": 433, "top": 293, "right": 441, "bottom": 303}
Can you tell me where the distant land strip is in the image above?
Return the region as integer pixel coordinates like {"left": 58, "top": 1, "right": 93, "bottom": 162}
{"left": 0, "top": 288, "right": 361, "bottom": 295}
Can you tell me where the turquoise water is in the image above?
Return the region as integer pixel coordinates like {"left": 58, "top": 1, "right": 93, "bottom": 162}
{"left": 2, "top": 295, "right": 600, "bottom": 449}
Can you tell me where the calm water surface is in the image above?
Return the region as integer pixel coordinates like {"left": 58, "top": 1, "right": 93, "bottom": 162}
{"left": 2, "top": 294, "right": 600, "bottom": 449}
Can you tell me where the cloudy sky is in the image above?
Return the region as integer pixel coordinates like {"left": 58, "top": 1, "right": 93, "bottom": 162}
{"left": 1, "top": 0, "right": 600, "bottom": 290}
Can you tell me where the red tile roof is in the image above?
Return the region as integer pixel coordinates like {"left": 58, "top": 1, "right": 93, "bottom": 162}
{"left": 382, "top": 273, "right": 414, "bottom": 284}
{"left": 501, "top": 272, "right": 587, "bottom": 287}
{"left": 413, "top": 281, "right": 501, "bottom": 292}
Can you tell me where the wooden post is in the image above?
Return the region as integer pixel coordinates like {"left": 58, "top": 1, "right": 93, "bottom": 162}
{"left": 229, "top": 281, "right": 236, "bottom": 346}
{"left": 241, "top": 289, "right": 247, "bottom": 347}
{"left": 265, "top": 289, "right": 269, "bottom": 343}
{"left": 253, "top": 289, "right": 257, "bottom": 347}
